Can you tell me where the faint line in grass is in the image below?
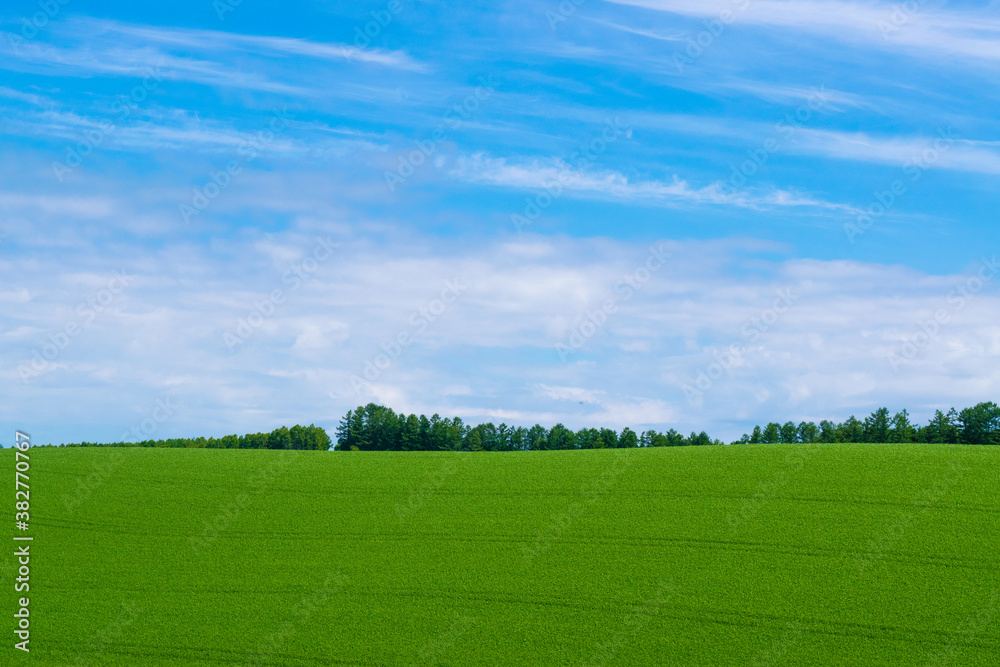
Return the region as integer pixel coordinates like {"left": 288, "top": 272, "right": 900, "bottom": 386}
{"left": 923, "top": 590, "right": 999, "bottom": 667}
{"left": 853, "top": 457, "right": 965, "bottom": 576}
{"left": 395, "top": 455, "right": 459, "bottom": 522}
{"left": 727, "top": 443, "right": 819, "bottom": 532}
{"left": 522, "top": 448, "right": 631, "bottom": 565}
{"left": 71, "top": 601, "right": 142, "bottom": 667}
{"left": 246, "top": 570, "right": 348, "bottom": 667}
{"left": 405, "top": 612, "right": 476, "bottom": 667}
{"left": 581, "top": 579, "right": 676, "bottom": 667}
{"left": 748, "top": 622, "right": 805, "bottom": 667}
{"left": 190, "top": 450, "right": 295, "bottom": 555}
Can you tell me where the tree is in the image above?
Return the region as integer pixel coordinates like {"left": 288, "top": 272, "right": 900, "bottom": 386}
{"left": 839, "top": 416, "right": 863, "bottom": 443}
{"left": 496, "top": 424, "right": 512, "bottom": 451}
{"left": 428, "top": 414, "right": 446, "bottom": 450}
{"left": 863, "top": 407, "right": 890, "bottom": 443}
{"left": 289, "top": 424, "right": 328, "bottom": 450}
{"left": 510, "top": 426, "right": 526, "bottom": 451}
{"left": 353, "top": 406, "right": 369, "bottom": 450}
{"left": 442, "top": 418, "right": 463, "bottom": 451}
{"left": 576, "top": 428, "right": 605, "bottom": 449}
{"left": 479, "top": 423, "right": 499, "bottom": 451}
{"left": 797, "top": 422, "right": 818, "bottom": 443}
{"left": 418, "top": 414, "right": 431, "bottom": 450}
{"left": 268, "top": 426, "right": 292, "bottom": 450}
{"left": 889, "top": 410, "right": 913, "bottom": 443}
{"left": 241, "top": 432, "right": 268, "bottom": 449}
{"left": 289, "top": 425, "right": 306, "bottom": 450}
{"left": 958, "top": 402, "right": 1000, "bottom": 444}
{"left": 619, "top": 427, "right": 638, "bottom": 448}
{"left": 548, "top": 423, "right": 576, "bottom": 450}
{"left": 526, "top": 424, "right": 548, "bottom": 451}
{"left": 762, "top": 423, "right": 780, "bottom": 444}
{"left": 640, "top": 430, "right": 665, "bottom": 448}
{"left": 311, "top": 425, "right": 332, "bottom": 450}
{"left": 663, "top": 429, "right": 685, "bottom": 446}
{"left": 750, "top": 425, "right": 763, "bottom": 444}
{"left": 780, "top": 421, "right": 798, "bottom": 444}
{"left": 818, "top": 420, "right": 837, "bottom": 443}
{"left": 689, "top": 431, "right": 712, "bottom": 447}
{"left": 465, "top": 428, "right": 483, "bottom": 451}
{"left": 363, "top": 403, "right": 400, "bottom": 451}
{"left": 400, "top": 414, "right": 421, "bottom": 451}
{"left": 599, "top": 428, "right": 619, "bottom": 449}
{"left": 925, "top": 409, "right": 959, "bottom": 444}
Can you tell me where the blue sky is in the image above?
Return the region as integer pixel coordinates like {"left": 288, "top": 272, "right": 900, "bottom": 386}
{"left": 1, "top": 0, "right": 998, "bottom": 445}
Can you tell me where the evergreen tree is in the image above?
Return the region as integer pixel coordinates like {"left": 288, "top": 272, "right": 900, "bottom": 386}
{"left": 443, "top": 418, "right": 463, "bottom": 451}
{"left": 818, "top": 420, "right": 837, "bottom": 443}
{"left": 418, "top": 414, "right": 431, "bottom": 450}
{"left": 958, "top": 402, "right": 1000, "bottom": 444}
{"left": 839, "top": 416, "right": 863, "bottom": 443}
{"left": 479, "top": 423, "right": 499, "bottom": 451}
{"left": 496, "top": 424, "right": 511, "bottom": 451}
{"left": 863, "top": 407, "right": 890, "bottom": 443}
{"left": 798, "top": 421, "right": 818, "bottom": 443}
{"left": 548, "top": 423, "right": 576, "bottom": 450}
{"left": 762, "top": 423, "right": 780, "bottom": 444}
{"left": 889, "top": 410, "right": 913, "bottom": 443}
{"left": 780, "top": 421, "right": 798, "bottom": 444}
{"left": 510, "top": 426, "right": 527, "bottom": 451}
{"left": 526, "top": 424, "right": 548, "bottom": 451}
{"left": 400, "top": 414, "right": 421, "bottom": 451}
{"left": 577, "top": 428, "right": 600, "bottom": 449}
{"left": 465, "top": 428, "right": 483, "bottom": 451}
{"left": 689, "top": 431, "right": 711, "bottom": 447}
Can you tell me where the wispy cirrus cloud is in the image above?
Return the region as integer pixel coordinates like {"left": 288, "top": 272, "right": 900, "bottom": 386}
{"left": 96, "top": 19, "right": 426, "bottom": 71}
{"left": 450, "top": 152, "right": 858, "bottom": 212}
{"left": 604, "top": 0, "right": 1000, "bottom": 63}
{"left": 0, "top": 16, "right": 425, "bottom": 95}
{"left": 789, "top": 128, "right": 1000, "bottom": 176}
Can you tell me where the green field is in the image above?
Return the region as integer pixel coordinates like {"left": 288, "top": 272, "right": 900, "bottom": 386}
{"left": 3, "top": 444, "right": 999, "bottom": 665}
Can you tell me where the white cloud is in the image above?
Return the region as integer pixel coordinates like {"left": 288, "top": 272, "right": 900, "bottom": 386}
{"left": 2, "top": 225, "right": 997, "bottom": 444}
{"left": 0, "top": 16, "right": 425, "bottom": 96}
{"left": 100, "top": 20, "right": 426, "bottom": 71}
{"left": 451, "top": 152, "right": 858, "bottom": 212}
{"left": 604, "top": 0, "right": 1000, "bottom": 64}
{"left": 790, "top": 128, "right": 1000, "bottom": 176}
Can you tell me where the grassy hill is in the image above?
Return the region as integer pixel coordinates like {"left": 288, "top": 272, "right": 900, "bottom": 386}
{"left": 3, "top": 444, "right": 999, "bottom": 665}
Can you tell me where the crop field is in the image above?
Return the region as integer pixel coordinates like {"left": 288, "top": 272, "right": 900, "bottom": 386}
{"left": 3, "top": 444, "right": 999, "bottom": 665}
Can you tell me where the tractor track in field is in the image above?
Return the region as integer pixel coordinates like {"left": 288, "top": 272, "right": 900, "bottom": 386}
{"left": 38, "top": 516, "right": 997, "bottom": 573}
{"left": 43, "top": 638, "right": 381, "bottom": 666}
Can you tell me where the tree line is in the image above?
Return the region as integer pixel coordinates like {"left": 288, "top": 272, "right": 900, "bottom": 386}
{"left": 335, "top": 403, "right": 723, "bottom": 451}
{"left": 63, "top": 424, "right": 331, "bottom": 450}
{"left": 335, "top": 402, "right": 1000, "bottom": 452}
{"left": 738, "top": 402, "right": 1000, "bottom": 445}
{"left": 53, "top": 401, "right": 999, "bottom": 451}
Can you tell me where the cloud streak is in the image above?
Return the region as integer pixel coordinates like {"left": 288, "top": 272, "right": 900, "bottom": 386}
{"left": 451, "top": 152, "right": 858, "bottom": 212}
{"left": 604, "top": 0, "right": 1000, "bottom": 63}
